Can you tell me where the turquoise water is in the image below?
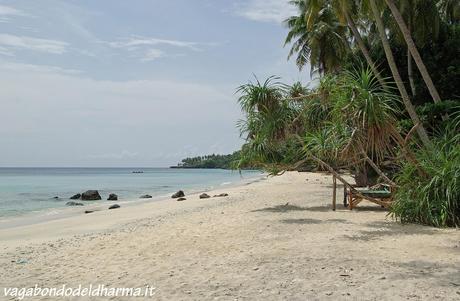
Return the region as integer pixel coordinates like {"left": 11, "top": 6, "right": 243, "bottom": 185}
{"left": 0, "top": 168, "right": 262, "bottom": 218}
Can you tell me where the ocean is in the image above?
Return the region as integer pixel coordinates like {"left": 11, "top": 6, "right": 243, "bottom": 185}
{"left": 0, "top": 168, "right": 262, "bottom": 218}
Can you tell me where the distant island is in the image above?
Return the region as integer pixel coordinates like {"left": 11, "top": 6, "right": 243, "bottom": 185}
{"left": 171, "top": 151, "right": 241, "bottom": 169}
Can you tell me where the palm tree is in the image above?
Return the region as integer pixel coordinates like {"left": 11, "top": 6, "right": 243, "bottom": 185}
{"left": 331, "top": 0, "right": 386, "bottom": 86}
{"left": 394, "top": 0, "right": 440, "bottom": 97}
{"left": 368, "top": 0, "right": 432, "bottom": 149}
{"left": 284, "top": 0, "right": 349, "bottom": 75}
{"left": 438, "top": 0, "right": 460, "bottom": 24}
{"left": 384, "top": 0, "right": 443, "bottom": 107}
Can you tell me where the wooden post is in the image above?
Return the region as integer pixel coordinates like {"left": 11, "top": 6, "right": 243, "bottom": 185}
{"left": 332, "top": 175, "right": 337, "bottom": 211}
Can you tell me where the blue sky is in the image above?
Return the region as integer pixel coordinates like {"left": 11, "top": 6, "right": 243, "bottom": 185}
{"left": 0, "top": 0, "right": 310, "bottom": 167}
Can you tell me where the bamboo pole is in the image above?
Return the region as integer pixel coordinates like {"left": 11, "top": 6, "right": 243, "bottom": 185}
{"left": 332, "top": 175, "right": 337, "bottom": 211}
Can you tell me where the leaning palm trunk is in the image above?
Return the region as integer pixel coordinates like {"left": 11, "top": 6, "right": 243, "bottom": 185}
{"left": 384, "top": 0, "right": 444, "bottom": 109}
{"left": 407, "top": 49, "right": 416, "bottom": 97}
{"left": 344, "top": 10, "right": 386, "bottom": 87}
{"left": 407, "top": 20, "right": 416, "bottom": 97}
{"left": 369, "top": 0, "right": 432, "bottom": 149}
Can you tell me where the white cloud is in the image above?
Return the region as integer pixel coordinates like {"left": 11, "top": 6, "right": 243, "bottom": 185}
{"left": 0, "top": 5, "right": 26, "bottom": 16}
{"left": 108, "top": 37, "right": 201, "bottom": 51}
{"left": 0, "top": 34, "right": 68, "bottom": 54}
{"left": 0, "top": 61, "right": 82, "bottom": 74}
{"left": 0, "top": 4, "right": 29, "bottom": 23}
{"left": 141, "top": 49, "right": 165, "bottom": 61}
{"left": 234, "top": 0, "right": 296, "bottom": 23}
{"left": 106, "top": 36, "right": 210, "bottom": 62}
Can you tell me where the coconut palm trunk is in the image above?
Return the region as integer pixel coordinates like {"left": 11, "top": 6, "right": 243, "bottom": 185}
{"left": 343, "top": 10, "right": 386, "bottom": 87}
{"left": 384, "top": 0, "right": 443, "bottom": 106}
{"left": 369, "top": 0, "right": 432, "bottom": 149}
{"left": 407, "top": 19, "right": 416, "bottom": 97}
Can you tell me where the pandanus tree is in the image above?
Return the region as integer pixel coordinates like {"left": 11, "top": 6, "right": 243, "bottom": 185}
{"left": 304, "top": 67, "right": 400, "bottom": 185}
{"left": 236, "top": 77, "right": 297, "bottom": 166}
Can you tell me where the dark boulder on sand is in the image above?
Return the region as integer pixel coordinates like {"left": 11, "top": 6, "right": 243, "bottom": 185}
{"left": 84, "top": 210, "right": 94, "bottom": 214}
{"left": 176, "top": 197, "right": 186, "bottom": 202}
{"left": 66, "top": 201, "right": 84, "bottom": 206}
{"left": 171, "top": 190, "right": 185, "bottom": 199}
{"left": 140, "top": 194, "right": 152, "bottom": 199}
{"left": 107, "top": 193, "right": 118, "bottom": 201}
{"left": 213, "top": 193, "right": 229, "bottom": 197}
{"left": 199, "top": 193, "right": 211, "bottom": 199}
{"left": 108, "top": 204, "right": 120, "bottom": 210}
{"left": 81, "top": 190, "right": 102, "bottom": 200}
{"left": 70, "top": 193, "right": 81, "bottom": 200}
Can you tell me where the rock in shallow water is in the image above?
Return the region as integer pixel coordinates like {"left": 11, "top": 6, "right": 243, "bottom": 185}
{"left": 81, "top": 190, "right": 101, "bottom": 201}
{"left": 199, "top": 193, "right": 211, "bottom": 199}
{"left": 171, "top": 190, "right": 185, "bottom": 198}
{"left": 70, "top": 193, "right": 81, "bottom": 200}
{"left": 107, "top": 193, "right": 118, "bottom": 201}
{"left": 140, "top": 194, "right": 152, "bottom": 199}
{"left": 108, "top": 204, "right": 120, "bottom": 209}
{"left": 66, "top": 201, "right": 84, "bottom": 206}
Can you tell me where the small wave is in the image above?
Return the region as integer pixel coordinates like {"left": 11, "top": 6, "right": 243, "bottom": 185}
{"left": 220, "top": 182, "right": 232, "bottom": 186}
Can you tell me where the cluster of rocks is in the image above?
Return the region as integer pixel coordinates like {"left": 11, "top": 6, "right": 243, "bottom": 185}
{"left": 66, "top": 190, "right": 118, "bottom": 207}
{"left": 64, "top": 188, "right": 229, "bottom": 214}
{"left": 170, "top": 190, "right": 229, "bottom": 201}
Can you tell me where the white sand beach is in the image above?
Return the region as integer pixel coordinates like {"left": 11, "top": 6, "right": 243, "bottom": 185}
{"left": 0, "top": 172, "right": 459, "bottom": 300}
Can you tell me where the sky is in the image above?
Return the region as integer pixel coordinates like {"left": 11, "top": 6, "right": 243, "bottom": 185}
{"left": 0, "top": 0, "right": 310, "bottom": 167}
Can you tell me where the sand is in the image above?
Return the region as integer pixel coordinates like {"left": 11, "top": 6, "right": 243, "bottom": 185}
{"left": 0, "top": 171, "right": 459, "bottom": 300}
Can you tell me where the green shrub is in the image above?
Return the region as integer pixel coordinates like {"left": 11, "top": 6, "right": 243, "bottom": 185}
{"left": 391, "top": 132, "right": 460, "bottom": 227}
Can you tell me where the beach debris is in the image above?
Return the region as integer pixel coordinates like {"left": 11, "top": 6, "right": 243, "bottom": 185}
{"left": 15, "top": 258, "right": 28, "bottom": 264}
{"left": 81, "top": 190, "right": 102, "bottom": 200}
{"left": 140, "top": 194, "right": 153, "bottom": 199}
{"left": 108, "top": 204, "right": 120, "bottom": 210}
{"left": 253, "top": 267, "right": 259, "bottom": 271}
{"left": 53, "top": 196, "right": 59, "bottom": 199}
{"left": 171, "top": 190, "right": 185, "bottom": 198}
{"left": 66, "top": 201, "right": 84, "bottom": 206}
{"left": 213, "top": 193, "right": 229, "bottom": 197}
{"left": 84, "top": 210, "right": 94, "bottom": 214}
{"left": 325, "top": 292, "right": 333, "bottom": 296}
{"left": 107, "top": 193, "right": 118, "bottom": 201}
{"left": 199, "top": 193, "right": 211, "bottom": 199}
{"left": 177, "top": 197, "right": 186, "bottom": 202}
{"left": 70, "top": 193, "right": 81, "bottom": 200}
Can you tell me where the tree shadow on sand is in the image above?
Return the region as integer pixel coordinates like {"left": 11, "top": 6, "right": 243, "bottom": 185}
{"left": 280, "top": 218, "right": 352, "bottom": 225}
{"left": 345, "top": 221, "right": 439, "bottom": 241}
{"left": 251, "top": 204, "right": 311, "bottom": 213}
{"left": 252, "top": 202, "right": 388, "bottom": 213}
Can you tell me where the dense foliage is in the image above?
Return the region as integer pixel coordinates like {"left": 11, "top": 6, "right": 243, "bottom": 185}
{"left": 235, "top": 0, "right": 460, "bottom": 227}
{"left": 174, "top": 152, "right": 242, "bottom": 169}
{"left": 391, "top": 131, "right": 460, "bottom": 227}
